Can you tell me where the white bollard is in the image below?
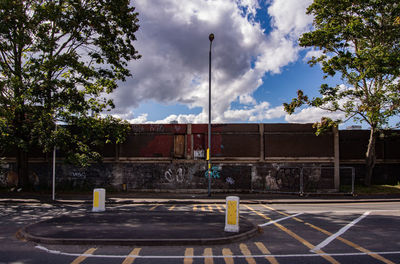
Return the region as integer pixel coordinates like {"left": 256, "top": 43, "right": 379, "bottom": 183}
{"left": 92, "top": 188, "right": 106, "bottom": 212}
{"left": 225, "top": 196, "right": 240, "bottom": 232}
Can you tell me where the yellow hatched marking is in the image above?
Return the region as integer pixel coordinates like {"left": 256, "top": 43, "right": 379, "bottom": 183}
{"left": 208, "top": 204, "right": 214, "bottom": 212}
{"left": 201, "top": 205, "right": 206, "bottom": 212}
{"left": 215, "top": 204, "right": 224, "bottom": 213}
{"left": 193, "top": 204, "right": 198, "bottom": 211}
{"left": 239, "top": 243, "right": 256, "bottom": 264}
{"left": 184, "top": 248, "right": 194, "bottom": 264}
{"left": 149, "top": 204, "right": 159, "bottom": 211}
{"left": 261, "top": 204, "right": 395, "bottom": 264}
{"left": 222, "top": 248, "right": 234, "bottom": 264}
{"left": 244, "top": 205, "right": 339, "bottom": 264}
{"left": 203, "top": 248, "right": 214, "bottom": 264}
{"left": 255, "top": 242, "right": 279, "bottom": 264}
{"left": 122, "top": 248, "right": 141, "bottom": 264}
{"left": 70, "top": 248, "right": 96, "bottom": 264}
{"left": 168, "top": 205, "right": 176, "bottom": 211}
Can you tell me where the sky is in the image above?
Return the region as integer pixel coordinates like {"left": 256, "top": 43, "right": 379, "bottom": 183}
{"left": 108, "top": 0, "right": 354, "bottom": 127}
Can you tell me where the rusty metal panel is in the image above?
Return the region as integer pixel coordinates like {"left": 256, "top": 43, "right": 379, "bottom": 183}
{"left": 174, "top": 135, "right": 185, "bottom": 158}
{"left": 265, "top": 133, "right": 333, "bottom": 157}
{"left": 264, "top": 123, "right": 317, "bottom": 133}
{"left": 213, "top": 134, "right": 260, "bottom": 157}
{"left": 119, "top": 134, "right": 173, "bottom": 157}
{"left": 384, "top": 132, "right": 400, "bottom": 159}
{"left": 193, "top": 133, "right": 206, "bottom": 159}
{"left": 339, "top": 130, "right": 369, "bottom": 160}
{"left": 131, "top": 124, "right": 186, "bottom": 134}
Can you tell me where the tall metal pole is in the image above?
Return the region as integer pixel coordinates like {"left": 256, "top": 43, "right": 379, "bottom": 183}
{"left": 52, "top": 124, "right": 57, "bottom": 201}
{"left": 208, "top": 33, "right": 214, "bottom": 197}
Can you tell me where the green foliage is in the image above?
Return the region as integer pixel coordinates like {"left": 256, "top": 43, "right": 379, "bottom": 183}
{"left": 285, "top": 0, "right": 400, "bottom": 130}
{"left": 0, "top": 0, "right": 139, "bottom": 168}
{"left": 284, "top": 0, "right": 400, "bottom": 185}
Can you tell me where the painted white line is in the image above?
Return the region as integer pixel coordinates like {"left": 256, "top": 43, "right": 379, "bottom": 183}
{"left": 311, "top": 211, "right": 371, "bottom": 252}
{"left": 258, "top": 213, "right": 303, "bottom": 227}
{"left": 35, "top": 245, "right": 400, "bottom": 259}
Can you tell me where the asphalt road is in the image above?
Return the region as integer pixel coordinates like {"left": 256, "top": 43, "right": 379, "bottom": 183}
{"left": 0, "top": 201, "right": 399, "bottom": 264}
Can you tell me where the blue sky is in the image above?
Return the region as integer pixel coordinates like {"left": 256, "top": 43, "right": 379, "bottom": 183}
{"left": 109, "top": 0, "right": 360, "bottom": 128}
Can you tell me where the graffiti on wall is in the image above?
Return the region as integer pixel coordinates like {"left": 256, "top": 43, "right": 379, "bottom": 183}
{"left": 164, "top": 167, "right": 185, "bottom": 183}
{"left": 204, "top": 166, "right": 221, "bottom": 179}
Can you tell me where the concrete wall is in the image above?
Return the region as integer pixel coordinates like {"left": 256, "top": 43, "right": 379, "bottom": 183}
{"left": 1, "top": 124, "right": 400, "bottom": 191}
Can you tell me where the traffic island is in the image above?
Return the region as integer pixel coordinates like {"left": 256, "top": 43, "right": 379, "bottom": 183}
{"left": 16, "top": 210, "right": 258, "bottom": 246}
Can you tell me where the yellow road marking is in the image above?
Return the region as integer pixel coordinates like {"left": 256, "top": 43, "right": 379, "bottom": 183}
{"left": 244, "top": 205, "right": 339, "bottom": 264}
{"left": 168, "top": 205, "right": 176, "bottom": 211}
{"left": 203, "top": 248, "right": 214, "bottom": 264}
{"left": 222, "top": 248, "right": 234, "bottom": 264}
{"left": 70, "top": 248, "right": 96, "bottom": 264}
{"left": 215, "top": 204, "right": 224, "bottom": 213}
{"left": 201, "top": 205, "right": 206, "bottom": 212}
{"left": 193, "top": 204, "right": 198, "bottom": 211}
{"left": 255, "top": 242, "right": 279, "bottom": 264}
{"left": 261, "top": 205, "right": 395, "bottom": 264}
{"left": 122, "top": 248, "right": 141, "bottom": 264}
{"left": 149, "top": 204, "right": 159, "bottom": 211}
{"left": 240, "top": 243, "right": 256, "bottom": 264}
{"left": 184, "top": 248, "right": 194, "bottom": 264}
{"left": 208, "top": 204, "right": 213, "bottom": 212}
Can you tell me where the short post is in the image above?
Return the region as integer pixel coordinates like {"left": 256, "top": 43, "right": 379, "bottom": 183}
{"left": 92, "top": 188, "right": 106, "bottom": 212}
{"left": 299, "top": 168, "right": 304, "bottom": 196}
{"left": 225, "top": 196, "right": 240, "bottom": 232}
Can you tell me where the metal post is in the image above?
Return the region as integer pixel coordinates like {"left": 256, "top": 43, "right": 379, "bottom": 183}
{"left": 208, "top": 33, "right": 214, "bottom": 197}
{"left": 299, "top": 167, "right": 304, "bottom": 196}
{"left": 52, "top": 124, "right": 57, "bottom": 201}
{"left": 351, "top": 167, "right": 355, "bottom": 196}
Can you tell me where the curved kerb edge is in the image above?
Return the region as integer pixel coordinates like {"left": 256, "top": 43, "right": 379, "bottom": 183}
{"left": 16, "top": 222, "right": 258, "bottom": 246}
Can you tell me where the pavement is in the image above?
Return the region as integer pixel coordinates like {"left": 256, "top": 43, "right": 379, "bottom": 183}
{"left": 5, "top": 191, "right": 400, "bottom": 246}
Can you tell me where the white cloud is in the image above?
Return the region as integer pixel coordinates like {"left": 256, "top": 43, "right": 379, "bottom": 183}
{"left": 285, "top": 107, "right": 345, "bottom": 123}
{"left": 109, "top": 0, "right": 315, "bottom": 123}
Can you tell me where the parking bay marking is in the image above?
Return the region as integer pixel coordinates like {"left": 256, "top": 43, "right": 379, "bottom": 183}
{"left": 311, "top": 211, "right": 370, "bottom": 252}
{"left": 258, "top": 212, "right": 304, "bottom": 227}
{"left": 244, "top": 205, "right": 340, "bottom": 264}
{"left": 261, "top": 205, "right": 395, "bottom": 264}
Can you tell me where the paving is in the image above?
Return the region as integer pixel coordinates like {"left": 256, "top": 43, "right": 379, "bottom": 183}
{"left": 5, "top": 191, "right": 400, "bottom": 247}
{"left": 16, "top": 207, "right": 257, "bottom": 246}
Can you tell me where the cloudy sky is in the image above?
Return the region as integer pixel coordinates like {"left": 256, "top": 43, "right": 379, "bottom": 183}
{"left": 109, "top": 0, "right": 348, "bottom": 125}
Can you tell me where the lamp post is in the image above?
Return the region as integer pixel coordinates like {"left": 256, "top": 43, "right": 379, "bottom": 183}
{"left": 208, "top": 33, "right": 214, "bottom": 197}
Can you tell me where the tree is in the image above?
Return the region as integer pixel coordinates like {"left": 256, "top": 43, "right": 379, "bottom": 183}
{"left": 284, "top": 0, "right": 400, "bottom": 186}
{"left": 0, "top": 0, "right": 140, "bottom": 189}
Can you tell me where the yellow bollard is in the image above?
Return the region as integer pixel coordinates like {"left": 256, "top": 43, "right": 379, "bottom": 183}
{"left": 92, "top": 188, "right": 106, "bottom": 212}
{"left": 225, "top": 196, "right": 239, "bottom": 232}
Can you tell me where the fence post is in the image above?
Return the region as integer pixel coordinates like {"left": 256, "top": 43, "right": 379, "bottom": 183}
{"left": 299, "top": 167, "right": 304, "bottom": 196}
{"left": 351, "top": 167, "right": 355, "bottom": 196}
{"left": 333, "top": 126, "right": 340, "bottom": 191}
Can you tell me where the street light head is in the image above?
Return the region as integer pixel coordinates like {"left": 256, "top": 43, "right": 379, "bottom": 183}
{"left": 209, "top": 33, "right": 214, "bottom": 42}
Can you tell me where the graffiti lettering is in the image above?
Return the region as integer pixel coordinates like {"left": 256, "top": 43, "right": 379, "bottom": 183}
{"left": 204, "top": 166, "right": 220, "bottom": 179}
{"left": 71, "top": 171, "right": 86, "bottom": 178}
{"left": 164, "top": 168, "right": 185, "bottom": 183}
{"left": 226, "top": 177, "right": 235, "bottom": 185}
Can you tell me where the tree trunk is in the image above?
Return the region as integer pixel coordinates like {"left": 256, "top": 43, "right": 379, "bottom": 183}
{"left": 364, "top": 127, "right": 377, "bottom": 186}
{"left": 17, "top": 148, "right": 30, "bottom": 190}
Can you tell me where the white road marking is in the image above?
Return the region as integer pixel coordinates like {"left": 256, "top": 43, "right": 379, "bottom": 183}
{"left": 311, "top": 211, "right": 371, "bottom": 252}
{"left": 258, "top": 213, "right": 303, "bottom": 227}
{"left": 35, "top": 245, "right": 400, "bottom": 259}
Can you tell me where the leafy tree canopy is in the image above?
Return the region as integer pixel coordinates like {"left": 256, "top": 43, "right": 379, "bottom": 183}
{"left": 0, "top": 0, "right": 140, "bottom": 186}
{"left": 284, "top": 0, "right": 400, "bottom": 185}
